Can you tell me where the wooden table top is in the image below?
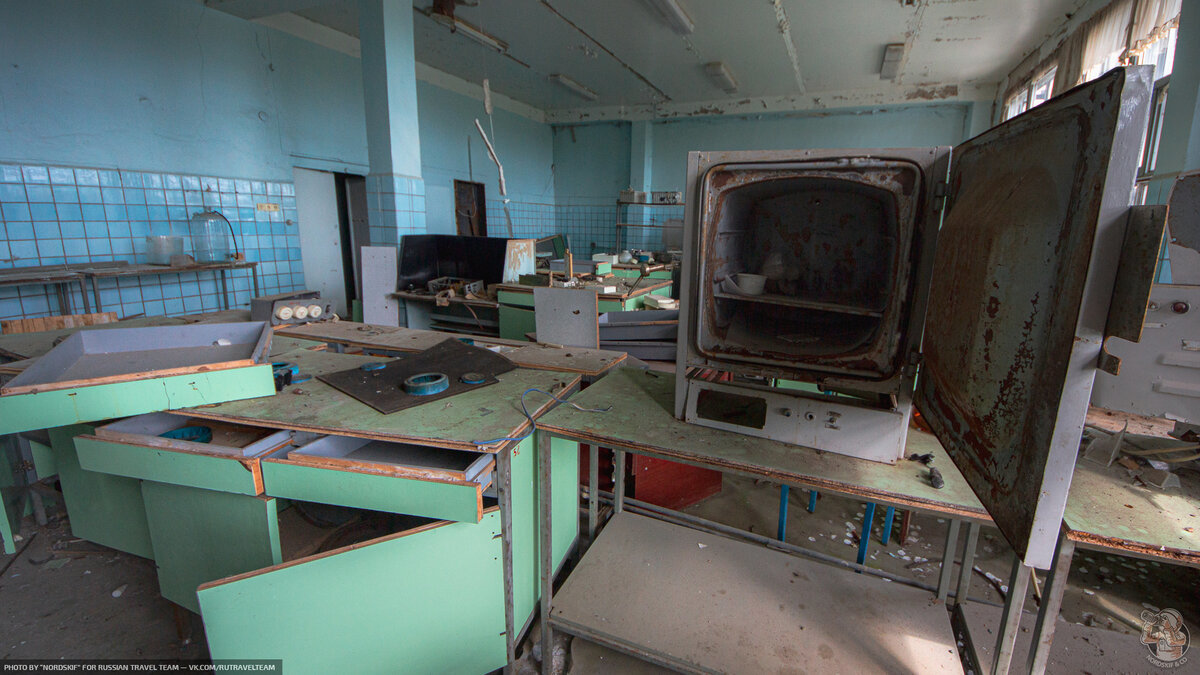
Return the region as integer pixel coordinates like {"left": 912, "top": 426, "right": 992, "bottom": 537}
{"left": 537, "top": 367, "right": 1200, "bottom": 566}
{"left": 275, "top": 321, "right": 627, "bottom": 378}
{"left": 180, "top": 348, "right": 581, "bottom": 453}
{"left": 538, "top": 367, "right": 989, "bottom": 521}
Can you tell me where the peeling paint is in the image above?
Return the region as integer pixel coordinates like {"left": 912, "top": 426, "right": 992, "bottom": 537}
{"left": 905, "top": 85, "right": 959, "bottom": 100}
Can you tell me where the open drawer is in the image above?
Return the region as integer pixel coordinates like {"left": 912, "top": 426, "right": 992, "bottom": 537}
{"left": 74, "top": 412, "right": 294, "bottom": 496}
{"left": 261, "top": 435, "right": 495, "bottom": 523}
{"left": 198, "top": 502, "right": 508, "bottom": 674}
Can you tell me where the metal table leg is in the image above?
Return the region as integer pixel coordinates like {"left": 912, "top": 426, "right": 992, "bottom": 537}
{"left": 613, "top": 448, "right": 625, "bottom": 513}
{"left": 856, "top": 502, "right": 875, "bottom": 566}
{"left": 588, "top": 444, "right": 599, "bottom": 544}
{"left": 1027, "top": 529, "right": 1075, "bottom": 674}
{"left": 497, "top": 443, "right": 517, "bottom": 668}
{"left": 78, "top": 279, "right": 91, "bottom": 313}
{"left": 992, "top": 557, "right": 1033, "bottom": 675}
{"left": 219, "top": 269, "right": 230, "bottom": 310}
{"left": 55, "top": 283, "right": 71, "bottom": 315}
{"left": 956, "top": 522, "right": 981, "bottom": 605}
{"left": 251, "top": 266, "right": 260, "bottom": 296}
{"left": 881, "top": 506, "right": 896, "bottom": 545}
{"left": 538, "top": 433, "right": 554, "bottom": 675}
{"left": 777, "top": 485, "right": 790, "bottom": 542}
{"left": 91, "top": 277, "right": 103, "bottom": 312}
{"left": 937, "top": 519, "right": 962, "bottom": 601}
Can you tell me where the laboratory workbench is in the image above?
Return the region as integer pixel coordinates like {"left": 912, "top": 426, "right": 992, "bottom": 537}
{"left": 274, "top": 320, "right": 628, "bottom": 379}
{"left": 533, "top": 367, "right": 1200, "bottom": 675}
{"left": 23, "top": 343, "right": 582, "bottom": 673}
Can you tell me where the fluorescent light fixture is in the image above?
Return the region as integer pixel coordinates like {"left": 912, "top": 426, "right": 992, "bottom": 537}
{"left": 705, "top": 61, "right": 738, "bottom": 93}
{"left": 642, "top": 0, "right": 694, "bottom": 35}
{"left": 550, "top": 74, "right": 598, "bottom": 101}
{"left": 428, "top": 12, "right": 509, "bottom": 53}
{"left": 880, "top": 43, "right": 907, "bottom": 80}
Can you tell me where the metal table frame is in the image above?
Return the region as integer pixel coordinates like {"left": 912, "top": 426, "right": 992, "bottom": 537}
{"left": 535, "top": 429, "right": 1200, "bottom": 675}
{"left": 85, "top": 262, "right": 259, "bottom": 312}
{"left": 536, "top": 429, "right": 997, "bottom": 675}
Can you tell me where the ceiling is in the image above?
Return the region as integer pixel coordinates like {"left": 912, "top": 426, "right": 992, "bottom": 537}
{"left": 202, "top": 0, "right": 1088, "bottom": 119}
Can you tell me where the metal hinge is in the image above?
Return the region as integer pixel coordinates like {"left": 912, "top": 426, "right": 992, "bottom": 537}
{"left": 903, "top": 350, "right": 924, "bottom": 377}
{"left": 933, "top": 181, "right": 948, "bottom": 211}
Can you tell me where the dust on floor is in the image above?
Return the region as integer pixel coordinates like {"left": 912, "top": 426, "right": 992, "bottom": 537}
{"left": 1, "top": 475, "right": 1196, "bottom": 672}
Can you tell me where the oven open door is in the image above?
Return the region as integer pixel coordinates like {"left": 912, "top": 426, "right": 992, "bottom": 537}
{"left": 915, "top": 66, "right": 1154, "bottom": 568}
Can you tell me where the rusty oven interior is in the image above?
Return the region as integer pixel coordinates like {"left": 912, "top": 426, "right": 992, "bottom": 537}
{"left": 697, "top": 160, "right": 927, "bottom": 384}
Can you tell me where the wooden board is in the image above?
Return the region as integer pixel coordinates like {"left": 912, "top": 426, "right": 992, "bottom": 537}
{"left": 551, "top": 512, "right": 963, "bottom": 674}
{"left": 538, "top": 367, "right": 989, "bottom": 520}
{"left": 178, "top": 348, "right": 581, "bottom": 452}
{"left": 2, "top": 322, "right": 272, "bottom": 396}
{"left": 1, "top": 312, "right": 117, "bottom": 334}
{"left": 286, "top": 436, "right": 492, "bottom": 484}
{"left": 504, "top": 345, "right": 626, "bottom": 376}
{"left": 534, "top": 287, "right": 599, "bottom": 349}
{"left": 318, "top": 338, "right": 516, "bottom": 414}
{"left": 275, "top": 321, "right": 626, "bottom": 377}
{"left": 1064, "top": 453, "right": 1200, "bottom": 565}
{"left": 0, "top": 315, "right": 186, "bottom": 361}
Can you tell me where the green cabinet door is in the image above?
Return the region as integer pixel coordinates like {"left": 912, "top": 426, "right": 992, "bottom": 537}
{"left": 199, "top": 510, "right": 508, "bottom": 675}
{"left": 141, "top": 481, "right": 282, "bottom": 613}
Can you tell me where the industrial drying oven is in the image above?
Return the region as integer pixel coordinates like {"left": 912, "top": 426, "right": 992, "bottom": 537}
{"left": 675, "top": 67, "right": 1158, "bottom": 567}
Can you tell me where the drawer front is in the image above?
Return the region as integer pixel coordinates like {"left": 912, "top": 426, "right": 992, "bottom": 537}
{"left": 262, "top": 459, "right": 484, "bottom": 522}
{"left": 198, "top": 511, "right": 506, "bottom": 674}
{"left": 75, "top": 436, "right": 265, "bottom": 496}
{"left": 0, "top": 365, "right": 275, "bottom": 436}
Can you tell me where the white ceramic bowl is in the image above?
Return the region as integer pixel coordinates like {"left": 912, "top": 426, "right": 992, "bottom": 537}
{"left": 735, "top": 273, "right": 767, "bottom": 295}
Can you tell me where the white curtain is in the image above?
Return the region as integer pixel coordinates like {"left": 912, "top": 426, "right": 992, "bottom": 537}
{"left": 1053, "top": 0, "right": 1135, "bottom": 91}
{"left": 1130, "top": 0, "right": 1182, "bottom": 55}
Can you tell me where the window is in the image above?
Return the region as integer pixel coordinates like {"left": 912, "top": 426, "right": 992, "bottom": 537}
{"left": 1139, "top": 78, "right": 1169, "bottom": 178}
{"left": 1002, "top": 66, "right": 1057, "bottom": 121}
{"left": 1133, "top": 25, "right": 1178, "bottom": 78}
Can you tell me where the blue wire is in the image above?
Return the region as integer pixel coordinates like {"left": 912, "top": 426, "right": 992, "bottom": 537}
{"left": 472, "top": 387, "right": 611, "bottom": 447}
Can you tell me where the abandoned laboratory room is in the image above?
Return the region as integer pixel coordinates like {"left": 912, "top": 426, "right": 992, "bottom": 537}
{"left": 2, "top": 0, "right": 1199, "bottom": 673}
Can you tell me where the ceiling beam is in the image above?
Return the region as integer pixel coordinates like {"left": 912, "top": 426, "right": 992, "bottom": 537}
{"left": 543, "top": 80, "right": 998, "bottom": 124}
{"left": 199, "top": 0, "right": 331, "bottom": 21}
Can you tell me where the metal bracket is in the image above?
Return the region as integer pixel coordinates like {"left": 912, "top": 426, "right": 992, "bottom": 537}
{"left": 1098, "top": 204, "right": 1168, "bottom": 375}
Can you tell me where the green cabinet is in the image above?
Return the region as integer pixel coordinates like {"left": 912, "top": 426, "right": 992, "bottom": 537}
{"left": 47, "top": 424, "right": 155, "bottom": 560}
{"left": 197, "top": 433, "right": 579, "bottom": 674}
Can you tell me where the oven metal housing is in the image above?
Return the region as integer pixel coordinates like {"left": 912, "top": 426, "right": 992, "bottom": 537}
{"left": 674, "top": 67, "right": 1156, "bottom": 568}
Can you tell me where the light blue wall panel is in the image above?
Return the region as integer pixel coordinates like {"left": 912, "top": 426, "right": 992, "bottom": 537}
{"left": 0, "top": 0, "right": 368, "bottom": 180}
{"left": 417, "top": 83, "right": 556, "bottom": 237}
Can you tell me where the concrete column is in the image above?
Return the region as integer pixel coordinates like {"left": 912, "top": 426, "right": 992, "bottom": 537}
{"left": 629, "top": 120, "right": 653, "bottom": 191}
{"left": 1155, "top": 0, "right": 1200, "bottom": 178}
{"left": 359, "top": 0, "right": 425, "bottom": 245}
{"left": 627, "top": 121, "right": 654, "bottom": 248}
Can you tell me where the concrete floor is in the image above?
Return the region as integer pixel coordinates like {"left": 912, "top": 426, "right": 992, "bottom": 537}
{"left": 2, "top": 474, "right": 1197, "bottom": 672}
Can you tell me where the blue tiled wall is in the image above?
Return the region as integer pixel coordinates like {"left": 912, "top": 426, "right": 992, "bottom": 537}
{"left": 0, "top": 162, "right": 305, "bottom": 322}
{"left": 365, "top": 174, "right": 427, "bottom": 245}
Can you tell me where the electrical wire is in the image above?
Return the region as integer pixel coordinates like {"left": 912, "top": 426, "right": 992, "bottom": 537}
{"left": 472, "top": 387, "right": 612, "bottom": 447}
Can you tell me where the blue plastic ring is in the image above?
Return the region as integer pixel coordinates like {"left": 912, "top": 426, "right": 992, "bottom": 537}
{"left": 360, "top": 362, "right": 387, "bottom": 371}
{"left": 403, "top": 372, "right": 449, "bottom": 396}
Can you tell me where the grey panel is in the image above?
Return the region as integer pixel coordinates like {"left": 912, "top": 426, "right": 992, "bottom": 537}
{"left": 534, "top": 288, "right": 599, "bottom": 348}
{"left": 916, "top": 67, "right": 1153, "bottom": 568}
